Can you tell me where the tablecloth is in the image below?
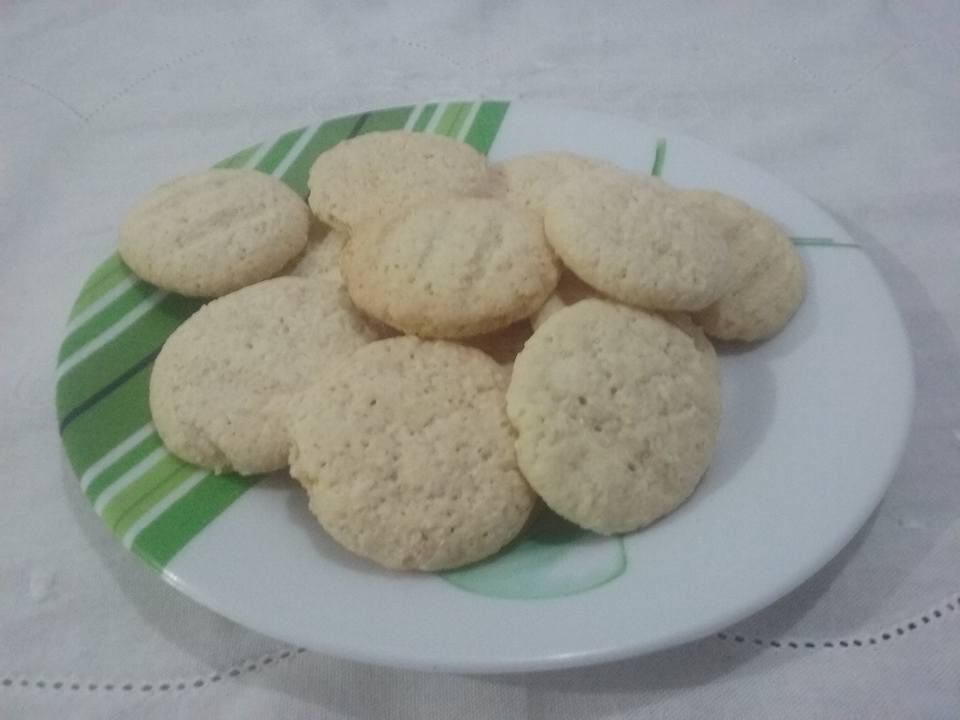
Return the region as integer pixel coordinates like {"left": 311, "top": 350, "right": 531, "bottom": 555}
{"left": 2, "top": 2, "right": 958, "bottom": 717}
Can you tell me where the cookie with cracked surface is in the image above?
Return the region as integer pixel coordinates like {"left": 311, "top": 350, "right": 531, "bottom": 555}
{"left": 684, "top": 190, "right": 806, "bottom": 342}
{"left": 506, "top": 299, "right": 721, "bottom": 534}
{"left": 544, "top": 171, "right": 731, "bottom": 312}
{"left": 119, "top": 168, "right": 309, "bottom": 297}
{"left": 341, "top": 196, "right": 560, "bottom": 338}
{"left": 307, "top": 130, "right": 492, "bottom": 233}
{"left": 149, "top": 277, "right": 380, "bottom": 475}
{"left": 288, "top": 336, "right": 536, "bottom": 571}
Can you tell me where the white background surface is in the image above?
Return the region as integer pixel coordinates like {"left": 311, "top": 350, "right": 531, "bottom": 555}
{"left": 2, "top": 2, "right": 958, "bottom": 717}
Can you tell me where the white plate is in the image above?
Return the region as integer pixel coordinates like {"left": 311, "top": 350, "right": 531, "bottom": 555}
{"left": 58, "top": 100, "right": 914, "bottom": 673}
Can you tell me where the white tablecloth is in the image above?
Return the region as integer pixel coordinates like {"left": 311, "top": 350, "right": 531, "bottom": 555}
{"left": 2, "top": 2, "right": 958, "bottom": 717}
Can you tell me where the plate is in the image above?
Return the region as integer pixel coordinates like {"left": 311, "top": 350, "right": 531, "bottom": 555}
{"left": 55, "top": 100, "right": 914, "bottom": 673}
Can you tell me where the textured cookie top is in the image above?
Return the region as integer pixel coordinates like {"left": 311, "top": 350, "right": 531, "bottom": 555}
{"left": 119, "top": 169, "right": 309, "bottom": 297}
{"left": 684, "top": 190, "right": 806, "bottom": 341}
{"left": 341, "top": 196, "right": 560, "bottom": 338}
{"left": 149, "top": 277, "right": 380, "bottom": 475}
{"left": 288, "top": 336, "right": 536, "bottom": 571}
{"left": 491, "top": 151, "right": 624, "bottom": 215}
{"left": 506, "top": 299, "right": 721, "bottom": 534}
{"left": 307, "top": 130, "right": 492, "bottom": 232}
{"left": 285, "top": 221, "right": 348, "bottom": 284}
{"left": 544, "top": 172, "right": 732, "bottom": 312}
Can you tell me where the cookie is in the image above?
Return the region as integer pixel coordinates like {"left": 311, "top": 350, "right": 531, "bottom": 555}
{"left": 506, "top": 299, "right": 721, "bottom": 534}
{"left": 684, "top": 190, "right": 806, "bottom": 341}
{"left": 491, "top": 151, "right": 624, "bottom": 215}
{"left": 149, "top": 277, "right": 380, "bottom": 475}
{"left": 288, "top": 336, "right": 536, "bottom": 571}
{"left": 307, "top": 130, "right": 492, "bottom": 233}
{"left": 544, "top": 171, "right": 731, "bottom": 311}
{"left": 285, "top": 220, "right": 348, "bottom": 283}
{"left": 341, "top": 196, "right": 560, "bottom": 338}
{"left": 119, "top": 169, "right": 309, "bottom": 297}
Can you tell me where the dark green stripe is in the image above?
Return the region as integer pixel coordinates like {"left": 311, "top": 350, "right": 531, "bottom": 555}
{"left": 651, "top": 138, "right": 666, "bottom": 177}
{"left": 58, "top": 280, "right": 157, "bottom": 361}
{"left": 412, "top": 103, "right": 438, "bottom": 132}
{"left": 56, "top": 293, "right": 200, "bottom": 420}
{"left": 254, "top": 127, "right": 308, "bottom": 174}
{"left": 132, "top": 473, "right": 255, "bottom": 570}
{"left": 463, "top": 101, "right": 510, "bottom": 155}
{"left": 278, "top": 115, "right": 364, "bottom": 197}
{"left": 58, "top": 347, "right": 158, "bottom": 432}
{"left": 356, "top": 105, "right": 414, "bottom": 133}
{"left": 86, "top": 431, "right": 164, "bottom": 502}
{"left": 61, "top": 362, "right": 154, "bottom": 474}
{"left": 213, "top": 143, "right": 261, "bottom": 169}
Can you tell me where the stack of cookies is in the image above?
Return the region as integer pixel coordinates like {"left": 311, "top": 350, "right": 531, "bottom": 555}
{"left": 118, "top": 130, "right": 805, "bottom": 572}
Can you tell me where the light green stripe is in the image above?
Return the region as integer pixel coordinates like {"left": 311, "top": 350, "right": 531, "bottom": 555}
{"left": 278, "top": 115, "right": 361, "bottom": 196}
{"left": 463, "top": 101, "right": 510, "bottom": 154}
{"left": 254, "top": 127, "right": 308, "bottom": 174}
{"left": 791, "top": 236, "right": 860, "bottom": 248}
{"left": 357, "top": 105, "right": 415, "bottom": 133}
{"left": 132, "top": 474, "right": 254, "bottom": 570}
{"left": 433, "top": 102, "right": 468, "bottom": 136}
{"left": 60, "top": 364, "right": 154, "bottom": 474}
{"left": 71, "top": 256, "right": 131, "bottom": 318}
{"left": 58, "top": 280, "right": 157, "bottom": 361}
{"left": 55, "top": 293, "right": 200, "bottom": 420}
{"left": 213, "top": 143, "right": 261, "bottom": 169}
{"left": 446, "top": 102, "right": 473, "bottom": 138}
{"left": 412, "top": 103, "right": 438, "bottom": 132}
{"left": 86, "top": 432, "right": 164, "bottom": 502}
{"left": 105, "top": 460, "right": 194, "bottom": 535}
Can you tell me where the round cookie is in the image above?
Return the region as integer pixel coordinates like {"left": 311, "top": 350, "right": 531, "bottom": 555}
{"left": 288, "top": 337, "right": 536, "bottom": 571}
{"left": 150, "top": 277, "right": 380, "bottom": 475}
{"left": 285, "top": 220, "right": 348, "bottom": 283}
{"left": 307, "top": 130, "right": 492, "bottom": 233}
{"left": 492, "top": 151, "right": 625, "bottom": 215}
{"left": 506, "top": 299, "right": 721, "bottom": 534}
{"left": 119, "top": 169, "right": 309, "bottom": 297}
{"left": 544, "top": 171, "right": 732, "bottom": 312}
{"left": 341, "top": 196, "right": 560, "bottom": 338}
{"left": 684, "top": 190, "right": 806, "bottom": 341}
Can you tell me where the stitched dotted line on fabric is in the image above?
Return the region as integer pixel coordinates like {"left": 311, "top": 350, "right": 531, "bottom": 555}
{"left": 0, "top": 648, "right": 305, "bottom": 694}
{"left": 716, "top": 594, "right": 959, "bottom": 650}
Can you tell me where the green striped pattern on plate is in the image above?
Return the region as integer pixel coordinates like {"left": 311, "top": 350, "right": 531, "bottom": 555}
{"left": 55, "top": 100, "right": 511, "bottom": 571}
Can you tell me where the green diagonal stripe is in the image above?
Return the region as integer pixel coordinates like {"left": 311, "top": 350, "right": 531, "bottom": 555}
{"left": 60, "top": 362, "right": 154, "bottom": 474}
{"left": 86, "top": 432, "right": 164, "bottom": 503}
{"left": 651, "top": 138, "right": 666, "bottom": 177}
{"left": 70, "top": 255, "right": 130, "bottom": 318}
{"left": 356, "top": 105, "right": 415, "bottom": 134}
{"left": 101, "top": 456, "right": 189, "bottom": 531}
{"left": 463, "top": 101, "right": 509, "bottom": 154}
{"left": 58, "top": 279, "right": 158, "bottom": 361}
{"left": 55, "top": 292, "right": 201, "bottom": 419}
{"left": 412, "top": 103, "right": 438, "bottom": 132}
{"left": 132, "top": 474, "right": 254, "bottom": 570}
{"left": 434, "top": 102, "right": 467, "bottom": 137}
{"left": 254, "top": 127, "right": 308, "bottom": 174}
